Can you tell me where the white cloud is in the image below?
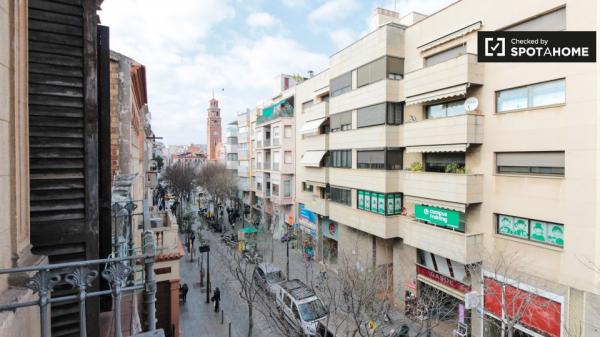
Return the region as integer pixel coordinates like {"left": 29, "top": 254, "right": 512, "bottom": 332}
{"left": 100, "top": 0, "right": 327, "bottom": 145}
{"left": 308, "top": 0, "right": 360, "bottom": 23}
{"left": 281, "top": 0, "right": 308, "bottom": 8}
{"left": 328, "top": 28, "right": 357, "bottom": 50}
{"left": 380, "top": 0, "right": 457, "bottom": 16}
{"left": 246, "top": 12, "right": 279, "bottom": 28}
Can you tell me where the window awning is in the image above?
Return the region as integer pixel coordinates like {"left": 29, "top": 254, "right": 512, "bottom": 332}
{"left": 406, "top": 84, "right": 468, "bottom": 106}
{"left": 418, "top": 21, "right": 482, "bottom": 52}
{"left": 300, "top": 117, "right": 327, "bottom": 135}
{"left": 404, "top": 196, "right": 466, "bottom": 213}
{"left": 405, "top": 144, "right": 469, "bottom": 153}
{"left": 301, "top": 151, "right": 327, "bottom": 167}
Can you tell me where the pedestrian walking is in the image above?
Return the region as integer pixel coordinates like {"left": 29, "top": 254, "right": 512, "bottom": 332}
{"left": 180, "top": 283, "right": 189, "bottom": 304}
{"left": 318, "top": 260, "right": 327, "bottom": 288}
{"left": 211, "top": 287, "right": 221, "bottom": 312}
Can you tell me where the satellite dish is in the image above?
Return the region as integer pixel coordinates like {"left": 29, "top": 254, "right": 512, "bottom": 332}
{"left": 464, "top": 97, "right": 479, "bottom": 112}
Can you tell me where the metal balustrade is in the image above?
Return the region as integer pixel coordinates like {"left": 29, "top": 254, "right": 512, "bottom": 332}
{"left": 0, "top": 231, "right": 158, "bottom": 337}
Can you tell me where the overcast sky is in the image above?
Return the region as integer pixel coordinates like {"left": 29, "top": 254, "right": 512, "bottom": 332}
{"left": 100, "top": 0, "right": 455, "bottom": 146}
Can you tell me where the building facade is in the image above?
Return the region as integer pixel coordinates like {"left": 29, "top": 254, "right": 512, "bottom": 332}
{"left": 294, "top": 2, "right": 600, "bottom": 337}
{"left": 206, "top": 97, "right": 222, "bottom": 161}
{"left": 254, "top": 76, "right": 297, "bottom": 238}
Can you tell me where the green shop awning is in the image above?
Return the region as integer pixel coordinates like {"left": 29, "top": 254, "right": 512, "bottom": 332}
{"left": 239, "top": 226, "right": 258, "bottom": 234}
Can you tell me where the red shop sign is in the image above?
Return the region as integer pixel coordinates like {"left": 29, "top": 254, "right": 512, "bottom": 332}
{"left": 484, "top": 277, "right": 562, "bottom": 337}
{"left": 416, "top": 265, "right": 471, "bottom": 294}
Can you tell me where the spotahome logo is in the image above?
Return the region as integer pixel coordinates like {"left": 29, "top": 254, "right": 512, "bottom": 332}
{"left": 478, "top": 31, "right": 596, "bottom": 62}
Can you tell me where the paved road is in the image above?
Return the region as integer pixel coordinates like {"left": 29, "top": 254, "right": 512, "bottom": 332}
{"left": 178, "top": 205, "right": 443, "bottom": 337}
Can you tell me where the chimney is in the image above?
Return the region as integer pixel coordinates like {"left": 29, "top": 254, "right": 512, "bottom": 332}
{"left": 371, "top": 8, "right": 401, "bottom": 30}
{"left": 308, "top": 70, "right": 314, "bottom": 78}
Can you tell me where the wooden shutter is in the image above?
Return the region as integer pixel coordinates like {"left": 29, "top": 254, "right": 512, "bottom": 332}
{"left": 28, "top": 0, "right": 101, "bottom": 335}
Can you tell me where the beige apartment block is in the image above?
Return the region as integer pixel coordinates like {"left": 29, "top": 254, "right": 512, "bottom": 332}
{"left": 294, "top": 1, "right": 600, "bottom": 336}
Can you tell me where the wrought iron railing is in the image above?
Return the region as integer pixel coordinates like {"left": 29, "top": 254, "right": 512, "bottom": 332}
{"left": 0, "top": 231, "right": 158, "bottom": 337}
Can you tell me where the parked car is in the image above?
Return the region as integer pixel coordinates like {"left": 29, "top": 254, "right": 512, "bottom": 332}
{"left": 276, "top": 279, "right": 328, "bottom": 337}
{"left": 316, "top": 321, "right": 334, "bottom": 337}
{"left": 253, "top": 263, "right": 284, "bottom": 296}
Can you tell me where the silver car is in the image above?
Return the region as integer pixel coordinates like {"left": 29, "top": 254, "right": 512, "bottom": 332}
{"left": 253, "top": 262, "right": 284, "bottom": 296}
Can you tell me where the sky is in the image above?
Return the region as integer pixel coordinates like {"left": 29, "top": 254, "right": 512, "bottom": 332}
{"left": 100, "top": 0, "right": 455, "bottom": 146}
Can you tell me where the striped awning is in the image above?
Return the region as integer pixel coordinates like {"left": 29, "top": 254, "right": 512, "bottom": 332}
{"left": 300, "top": 117, "right": 327, "bottom": 135}
{"left": 418, "top": 21, "right": 483, "bottom": 52}
{"left": 405, "top": 144, "right": 469, "bottom": 153}
{"left": 406, "top": 84, "right": 468, "bottom": 106}
{"left": 301, "top": 151, "right": 327, "bottom": 167}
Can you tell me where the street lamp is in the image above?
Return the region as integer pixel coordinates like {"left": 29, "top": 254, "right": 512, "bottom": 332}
{"left": 199, "top": 242, "right": 211, "bottom": 303}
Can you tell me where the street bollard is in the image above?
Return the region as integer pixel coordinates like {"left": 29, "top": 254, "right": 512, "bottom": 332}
{"left": 221, "top": 309, "right": 224, "bottom": 324}
{"left": 228, "top": 322, "right": 231, "bottom": 337}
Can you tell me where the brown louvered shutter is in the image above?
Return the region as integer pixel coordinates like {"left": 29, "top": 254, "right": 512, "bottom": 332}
{"left": 28, "top": 1, "right": 101, "bottom": 336}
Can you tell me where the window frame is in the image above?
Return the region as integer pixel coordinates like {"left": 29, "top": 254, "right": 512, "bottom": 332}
{"left": 496, "top": 213, "right": 564, "bottom": 248}
{"left": 357, "top": 189, "right": 403, "bottom": 216}
{"left": 495, "top": 78, "right": 566, "bottom": 114}
{"left": 495, "top": 151, "right": 565, "bottom": 177}
{"left": 328, "top": 150, "right": 352, "bottom": 169}
{"left": 329, "top": 186, "right": 352, "bottom": 206}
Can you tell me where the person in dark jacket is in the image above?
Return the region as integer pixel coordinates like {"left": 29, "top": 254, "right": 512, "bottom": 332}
{"left": 211, "top": 287, "right": 221, "bottom": 312}
{"left": 180, "top": 283, "right": 189, "bottom": 304}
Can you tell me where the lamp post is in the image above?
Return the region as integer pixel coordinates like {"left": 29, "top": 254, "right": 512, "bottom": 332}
{"left": 199, "top": 243, "right": 211, "bottom": 303}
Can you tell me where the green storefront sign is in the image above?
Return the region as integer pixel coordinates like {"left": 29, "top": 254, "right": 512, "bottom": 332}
{"left": 358, "top": 190, "right": 403, "bottom": 216}
{"left": 415, "top": 204, "right": 461, "bottom": 229}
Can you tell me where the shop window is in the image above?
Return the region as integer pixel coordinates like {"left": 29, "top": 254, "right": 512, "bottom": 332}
{"left": 496, "top": 79, "right": 565, "bottom": 113}
{"left": 496, "top": 151, "right": 564, "bottom": 176}
{"left": 496, "top": 214, "right": 564, "bottom": 247}
{"left": 424, "top": 152, "right": 465, "bottom": 173}
{"left": 358, "top": 190, "right": 402, "bottom": 216}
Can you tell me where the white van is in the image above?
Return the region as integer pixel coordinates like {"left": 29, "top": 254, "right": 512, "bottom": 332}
{"left": 276, "top": 279, "right": 328, "bottom": 337}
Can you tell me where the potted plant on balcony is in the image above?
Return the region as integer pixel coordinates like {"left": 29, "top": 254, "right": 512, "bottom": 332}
{"left": 445, "top": 162, "right": 466, "bottom": 174}
{"left": 409, "top": 161, "right": 423, "bottom": 172}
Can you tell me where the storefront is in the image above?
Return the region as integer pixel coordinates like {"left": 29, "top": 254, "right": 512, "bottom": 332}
{"left": 413, "top": 249, "right": 472, "bottom": 337}
{"left": 298, "top": 203, "right": 318, "bottom": 259}
{"left": 483, "top": 272, "right": 563, "bottom": 337}
{"left": 321, "top": 219, "right": 338, "bottom": 265}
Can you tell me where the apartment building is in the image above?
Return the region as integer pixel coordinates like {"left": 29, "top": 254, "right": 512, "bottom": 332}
{"left": 225, "top": 121, "right": 239, "bottom": 172}
{"left": 295, "top": 2, "right": 599, "bottom": 336}
{"left": 237, "top": 109, "right": 253, "bottom": 222}
{"left": 253, "top": 75, "right": 297, "bottom": 238}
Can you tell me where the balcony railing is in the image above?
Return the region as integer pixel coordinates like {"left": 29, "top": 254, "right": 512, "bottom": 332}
{"left": 0, "top": 231, "right": 159, "bottom": 337}
{"left": 272, "top": 138, "right": 280, "bottom": 146}
{"left": 272, "top": 163, "right": 279, "bottom": 171}
{"left": 257, "top": 104, "right": 294, "bottom": 125}
{"left": 263, "top": 162, "right": 271, "bottom": 170}
{"left": 263, "top": 139, "right": 271, "bottom": 147}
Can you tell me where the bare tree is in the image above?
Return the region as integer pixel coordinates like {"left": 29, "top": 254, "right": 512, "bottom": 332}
{"left": 162, "top": 162, "right": 198, "bottom": 220}
{"left": 197, "top": 163, "right": 239, "bottom": 226}
{"left": 480, "top": 251, "right": 564, "bottom": 337}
